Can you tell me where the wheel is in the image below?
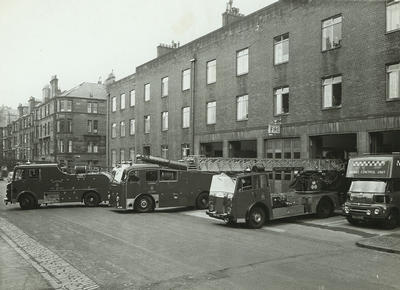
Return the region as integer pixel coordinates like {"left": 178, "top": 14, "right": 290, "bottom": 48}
{"left": 196, "top": 192, "right": 209, "bottom": 210}
{"left": 84, "top": 192, "right": 100, "bottom": 207}
{"left": 135, "top": 195, "right": 154, "bottom": 213}
{"left": 384, "top": 211, "right": 399, "bottom": 229}
{"left": 316, "top": 198, "right": 333, "bottom": 218}
{"left": 246, "top": 206, "right": 266, "bottom": 229}
{"left": 19, "top": 194, "right": 36, "bottom": 210}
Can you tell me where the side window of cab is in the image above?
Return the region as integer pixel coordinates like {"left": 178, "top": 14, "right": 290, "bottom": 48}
{"left": 393, "top": 179, "right": 400, "bottom": 192}
{"left": 128, "top": 170, "right": 140, "bottom": 183}
{"left": 160, "top": 170, "right": 177, "bottom": 182}
{"left": 27, "top": 168, "right": 40, "bottom": 180}
{"left": 14, "top": 168, "right": 25, "bottom": 181}
{"left": 145, "top": 170, "right": 158, "bottom": 183}
{"left": 238, "top": 176, "right": 253, "bottom": 191}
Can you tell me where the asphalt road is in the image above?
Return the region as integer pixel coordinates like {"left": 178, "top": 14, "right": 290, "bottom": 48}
{"left": 1, "top": 180, "right": 400, "bottom": 290}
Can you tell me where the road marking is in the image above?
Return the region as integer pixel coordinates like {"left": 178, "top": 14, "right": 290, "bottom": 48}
{"left": 262, "top": 227, "right": 286, "bottom": 233}
{"left": 0, "top": 217, "right": 99, "bottom": 290}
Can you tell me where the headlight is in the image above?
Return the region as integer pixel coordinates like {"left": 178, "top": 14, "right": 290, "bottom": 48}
{"left": 344, "top": 206, "right": 349, "bottom": 214}
{"left": 366, "top": 210, "right": 371, "bottom": 216}
{"left": 349, "top": 195, "right": 353, "bottom": 201}
{"left": 227, "top": 193, "right": 234, "bottom": 200}
{"left": 374, "top": 208, "right": 380, "bottom": 215}
{"left": 209, "top": 203, "right": 214, "bottom": 211}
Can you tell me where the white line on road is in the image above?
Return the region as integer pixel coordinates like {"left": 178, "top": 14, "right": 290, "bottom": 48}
{"left": 0, "top": 217, "right": 99, "bottom": 290}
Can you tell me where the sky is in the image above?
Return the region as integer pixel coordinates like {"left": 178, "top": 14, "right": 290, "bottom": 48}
{"left": 0, "top": 0, "right": 277, "bottom": 108}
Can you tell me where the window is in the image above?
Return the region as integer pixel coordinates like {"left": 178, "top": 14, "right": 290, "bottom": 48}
{"left": 130, "top": 119, "right": 135, "bottom": 135}
{"left": 265, "top": 138, "right": 300, "bottom": 159}
{"left": 207, "top": 60, "right": 216, "bottom": 84}
{"left": 161, "top": 145, "right": 168, "bottom": 159}
{"left": 387, "top": 63, "right": 400, "bottom": 99}
{"left": 120, "top": 93, "right": 126, "bottom": 110}
{"left": 130, "top": 90, "right": 136, "bottom": 106}
{"left": 88, "top": 142, "right": 93, "bottom": 153}
{"left": 274, "top": 87, "right": 289, "bottom": 115}
{"left": 144, "top": 83, "right": 151, "bottom": 101}
{"left": 145, "top": 170, "right": 158, "bottom": 182}
{"left": 182, "top": 69, "right": 191, "bottom": 91}
{"left": 160, "top": 170, "right": 177, "bottom": 181}
{"left": 129, "top": 148, "right": 135, "bottom": 161}
{"left": 68, "top": 140, "right": 73, "bottom": 153}
{"left": 144, "top": 115, "right": 150, "bottom": 134}
{"left": 182, "top": 144, "right": 190, "bottom": 158}
{"left": 120, "top": 121, "right": 126, "bottom": 137}
{"left": 111, "top": 150, "right": 117, "bottom": 167}
{"left": 161, "top": 77, "right": 168, "bottom": 97}
{"left": 236, "top": 95, "right": 248, "bottom": 121}
{"left": 93, "top": 144, "right": 98, "bottom": 153}
{"left": 182, "top": 107, "right": 190, "bottom": 128}
{"left": 143, "top": 145, "right": 151, "bottom": 155}
{"left": 387, "top": 0, "right": 400, "bottom": 32}
{"left": 27, "top": 169, "right": 40, "bottom": 179}
{"left": 236, "top": 48, "right": 249, "bottom": 76}
{"left": 322, "top": 15, "right": 342, "bottom": 51}
{"left": 112, "top": 97, "right": 117, "bottom": 112}
{"left": 56, "top": 120, "right": 61, "bottom": 133}
{"left": 161, "top": 111, "right": 168, "bottom": 131}
{"left": 58, "top": 140, "right": 64, "bottom": 153}
{"left": 322, "top": 76, "right": 342, "bottom": 108}
{"left": 66, "top": 119, "right": 72, "bottom": 133}
{"left": 88, "top": 120, "right": 92, "bottom": 133}
{"left": 87, "top": 102, "right": 98, "bottom": 113}
{"left": 274, "top": 33, "right": 289, "bottom": 65}
{"left": 207, "top": 101, "right": 216, "bottom": 125}
{"left": 120, "top": 149, "right": 125, "bottom": 162}
{"left": 238, "top": 176, "right": 252, "bottom": 191}
{"left": 111, "top": 123, "right": 117, "bottom": 138}
{"left": 93, "top": 120, "right": 98, "bottom": 133}
{"left": 58, "top": 100, "right": 72, "bottom": 112}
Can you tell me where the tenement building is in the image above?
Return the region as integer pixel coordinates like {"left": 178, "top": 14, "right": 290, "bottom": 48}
{"left": 1, "top": 75, "right": 107, "bottom": 169}
{"left": 107, "top": 0, "right": 400, "bottom": 166}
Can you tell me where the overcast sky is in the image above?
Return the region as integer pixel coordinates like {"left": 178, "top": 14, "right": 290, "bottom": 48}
{"left": 0, "top": 0, "right": 277, "bottom": 108}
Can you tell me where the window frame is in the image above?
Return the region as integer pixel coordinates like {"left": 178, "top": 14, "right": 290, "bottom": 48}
{"left": 111, "top": 123, "right": 117, "bottom": 138}
{"left": 161, "top": 111, "right": 169, "bottom": 131}
{"left": 111, "top": 97, "right": 117, "bottom": 112}
{"left": 387, "top": 62, "right": 400, "bottom": 100}
{"left": 322, "top": 75, "right": 342, "bottom": 109}
{"left": 120, "top": 93, "right": 126, "bottom": 110}
{"left": 387, "top": 0, "right": 400, "bottom": 33}
{"left": 182, "top": 107, "right": 190, "bottom": 128}
{"left": 120, "top": 121, "right": 126, "bottom": 137}
{"left": 273, "top": 86, "right": 290, "bottom": 116}
{"left": 161, "top": 77, "right": 169, "bottom": 97}
{"left": 236, "top": 48, "right": 249, "bottom": 76}
{"left": 206, "top": 101, "right": 216, "bottom": 125}
{"left": 130, "top": 90, "right": 136, "bottom": 107}
{"left": 206, "top": 59, "right": 217, "bottom": 84}
{"left": 182, "top": 69, "right": 191, "bottom": 91}
{"left": 144, "top": 83, "right": 151, "bottom": 102}
{"left": 273, "top": 33, "right": 289, "bottom": 65}
{"left": 144, "top": 115, "right": 151, "bottom": 134}
{"left": 321, "top": 14, "right": 343, "bottom": 52}
{"left": 236, "top": 94, "right": 249, "bottom": 121}
{"left": 129, "top": 119, "right": 136, "bottom": 135}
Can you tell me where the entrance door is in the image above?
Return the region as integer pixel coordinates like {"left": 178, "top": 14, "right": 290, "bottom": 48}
{"left": 370, "top": 131, "right": 400, "bottom": 153}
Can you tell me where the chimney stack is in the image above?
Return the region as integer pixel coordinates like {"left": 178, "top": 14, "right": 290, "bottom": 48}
{"left": 17, "top": 104, "right": 24, "bottom": 117}
{"left": 157, "top": 41, "right": 180, "bottom": 57}
{"left": 50, "top": 75, "right": 59, "bottom": 98}
{"left": 222, "top": 0, "right": 244, "bottom": 27}
{"left": 42, "top": 85, "right": 51, "bottom": 102}
{"left": 28, "top": 97, "right": 36, "bottom": 114}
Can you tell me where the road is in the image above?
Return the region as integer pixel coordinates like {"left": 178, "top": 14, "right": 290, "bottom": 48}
{"left": 1, "top": 179, "right": 400, "bottom": 290}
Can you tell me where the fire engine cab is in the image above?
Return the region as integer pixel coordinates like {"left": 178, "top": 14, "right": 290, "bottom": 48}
{"left": 343, "top": 154, "right": 400, "bottom": 228}
{"left": 206, "top": 168, "right": 341, "bottom": 229}
{"left": 4, "top": 163, "right": 111, "bottom": 209}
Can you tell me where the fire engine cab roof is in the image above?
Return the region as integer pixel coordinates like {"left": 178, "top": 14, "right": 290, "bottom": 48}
{"left": 15, "top": 164, "right": 59, "bottom": 168}
{"left": 125, "top": 163, "right": 160, "bottom": 171}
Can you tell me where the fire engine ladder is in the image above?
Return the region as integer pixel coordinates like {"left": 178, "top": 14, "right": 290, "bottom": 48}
{"left": 183, "top": 156, "right": 345, "bottom": 172}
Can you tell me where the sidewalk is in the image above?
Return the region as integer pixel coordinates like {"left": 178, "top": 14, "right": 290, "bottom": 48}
{"left": 0, "top": 234, "right": 52, "bottom": 290}
{"left": 356, "top": 233, "right": 400, "bottom": 254}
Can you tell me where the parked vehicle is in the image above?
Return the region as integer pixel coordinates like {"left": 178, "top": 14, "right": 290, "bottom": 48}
{"left": 206, "top": 169, "right": 340, "bottom": 229}
{"left": 343, "top": 154, "right": 400, "bottom": 228}
{"left": 108, "top": 155, "right": 213, "bottom": 212}
{"left": 4, "top": 164, "right": 111, "bottom": 209}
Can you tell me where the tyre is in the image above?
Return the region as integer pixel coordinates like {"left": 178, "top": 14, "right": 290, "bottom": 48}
{"left": 196, "top": 192, "right": 209, "bottom": 210}
{"left": 384, "top": 211, "right": 399, "bottom": 229}
{"left": 19, "top": 194, "right": 36, "bottom": 210}
{"left": 316, "top": 198, "right": 333, "bottom": 218}
{"left": 135, "top": 195, "right": 154, "bottom": 213}
{"left": 84, "top": 192, "right": 100, "bottom": 207}
{"left": 246, "top": 206, "right": 266, "bottom": 229}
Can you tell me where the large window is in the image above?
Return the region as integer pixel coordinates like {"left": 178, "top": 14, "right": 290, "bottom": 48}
{"left": 322, "top": 76, "right": 342, "bottom": 108}
{"left": 144, "top": 83, "right": 150, "bottom": 102}
{"left": 182, "top": 107, "right": 190, "bottom": 128}
{"left": 236, "top": 95, "right": 248, "bottom": 121}
{"left": 58, "top": 100, "right": 72, "bottom": 112}
{"left": 68, "top": 140, "right": 73, "bottom": 153}
{"left": 274, "top": 87, "right": 289, "bottom": 115}
{"left": 161, "top": 77, "right": 168, "bottom": 97}
{"left": 387, "top": 0, "right": 400, "bottom": 32}
{"left": 129, "top": 148, "right": 135, "bottom": 161}
{"left": 87, "top": 102, "right": 98, "bottom": 113}
{"left": 130, "top": 119, "right": 135, "bottom": 135}
{"left": 265, "top": 138, "right": 301, "bottom": 159}
{"left": 58, "top": 140, "right": 64, "bottom": 153}
{"left": 182, "top": 69, "right": 191, "bottom": 91}
{"left": 387, "top": 63, "right": 400, "bottom": 100}
{"left": 120, "top": 93, "right": 126, "bottom": 110}
{"left": 161, "top": 145, "right": 168, "bottom": 159}
{"left": 120, "top": 121, "right": 126, "bottom": 137}
{"left": 111, "top": 123, "right": 117, "bottom": 138}
{"left": 93, "top": 120, "right": 98, "bottom": 133}
{"left": 207, "top": 101, "right": 216, "bottom": 125}
{"left": 161, "top": 111, "right": 168, "bottom": 131}
{"left": 144, "top": 115, "right": 150, "bottom": 134}
{"left": 236, "top": 48, "right": 249, "bottom": 76}
{"left": 130, "top": 90, "right": 136, "bottom": 107}
{"left": 120, "top": 149, "right": 125, "bottom": 163}
{"left": 207, "top": 60, "right": 216, "bottom": 84}
{"left": 111, "top": 150, "right": 117, "bottom": 167}
{"left": 322, "top": 15, "right": 342, "bottom": 51}
{"left": 274, "top": 33, "right": 289, "bottom": 65}
{"left": 111, "top": 97, "right": 117, "bottom": 112}
{"left": 88, "top": 120, "right": 92, "bottom": 133}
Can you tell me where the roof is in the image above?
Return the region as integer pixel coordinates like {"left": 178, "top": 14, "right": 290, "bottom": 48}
{"left": 126, "top": 163, "right": 160, "bottom": 171}
{"left": 15, "top": 164, "right": 59, "bottom": 168}
{"left": 59, "top": 82, "right": 107, "bottom": 99}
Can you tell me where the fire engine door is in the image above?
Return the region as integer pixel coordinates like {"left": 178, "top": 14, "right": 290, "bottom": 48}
{"left": 126, "top": 170, "right": 141, "bottom": 201}
{"left": 158, "top": 170, "right": 184, "bottom": 207}
{"left": 234, "top": 175, "right": 260, "bottom": 218}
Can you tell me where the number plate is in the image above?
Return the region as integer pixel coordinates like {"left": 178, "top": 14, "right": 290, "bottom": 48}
{"left": 352, "top": 215, "right": 364, "bottom": 220}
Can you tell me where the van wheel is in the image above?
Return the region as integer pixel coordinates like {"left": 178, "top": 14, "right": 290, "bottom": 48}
{"left": 135, "top": 195, "right": 154, "bottom": 213}
{"left": 196, "top": 192, "right": 209, "bottom": 210}
{"left": 316, "top": 198, "right": 333, "bottom": 218}
{"left": 84, "top": 192, "right": 100, "bottom": 207}
{"left": 384, "top": 210, "right": 399, "bottom": 229}
{"left": 19, "top": 194, "right": 36, "bottom": 210}
{"left": 247, "top": 206, "right": 266, "bottom": 229}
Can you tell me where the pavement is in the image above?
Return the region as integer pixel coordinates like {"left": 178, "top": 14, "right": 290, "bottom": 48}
{"left": 356, "top": 233, "right": 400, "bottom": 254}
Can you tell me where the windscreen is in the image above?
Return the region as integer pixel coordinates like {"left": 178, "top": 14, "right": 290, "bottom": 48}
{"left": 113, "top": 168, "right": 125, "bottom": 183}
{"left": 210, "top": 174, "right": 237, "bottom": 194}
{"left": 349, "top": 180, "right": 386, "bottom": 193}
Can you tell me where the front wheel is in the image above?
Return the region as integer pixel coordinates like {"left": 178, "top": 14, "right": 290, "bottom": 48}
{"left": 196, "top": 192, "right": 209, "bottom": 210}
{"left": 19, "top": 194, "right": 37, "bottom": 210}
{"left": 384, "top": 211, "right": 399, "bottom": 229}
{"left": 84, "top": 192, "right": 100, "bottom": 207}
{"left": 247, "top": 206, "right": 266, "bottom": 229}
{"left": 135, "top": 195, "right": 154, "bottom": 213}
{"left": 316, "top": 198, "right": 333, "bottom": 218}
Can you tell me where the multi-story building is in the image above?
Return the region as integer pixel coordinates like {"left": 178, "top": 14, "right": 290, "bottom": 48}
{"left": 107, "top": 0, "right": 400, "bottom": 167}
{"left": 1, "top": 75, "right": 108, "bottom": 169}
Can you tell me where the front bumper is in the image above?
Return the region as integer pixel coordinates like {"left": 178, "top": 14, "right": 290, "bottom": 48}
{"left": 343, "top": 203, "right": 388, "bottom": 220}
{"left": 3, "top": 197, "right": 11, "bottom": 205}
{"left": 206, "top": 210, "right": 232, "bottom": 221}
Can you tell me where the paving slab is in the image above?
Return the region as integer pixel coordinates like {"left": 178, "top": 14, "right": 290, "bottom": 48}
{"left": 356, "top": 233, "right": 400, "bottom": 254}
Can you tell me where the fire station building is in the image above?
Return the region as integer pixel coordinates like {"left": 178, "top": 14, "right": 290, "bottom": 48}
{"left": 107, "top": 0, "right": 400, "bottom": 166}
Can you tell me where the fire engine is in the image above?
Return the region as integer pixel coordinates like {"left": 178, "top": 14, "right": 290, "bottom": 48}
{"left": 343, "top": 154, "right": 400, "bottom": 228}
{"left": 4, "top": 163, "right": 111, "bottom": 209}
{"left": 202, "top": 157, "right": 345, "bottom": 229}
{"left": 108, "top": 155, "right": 213, "bottom": 212}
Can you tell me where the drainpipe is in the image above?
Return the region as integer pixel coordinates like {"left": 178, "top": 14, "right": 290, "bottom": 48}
{"left": 190, "top": 57, "right": 196, "bottom": 155}
{"left": 106, "top": 94, "right": 110, "bottom": 169}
